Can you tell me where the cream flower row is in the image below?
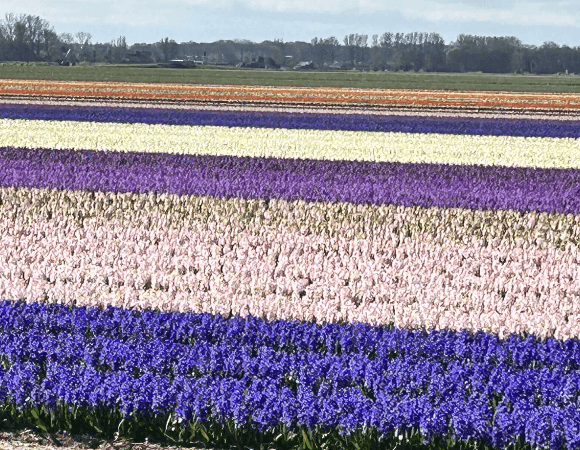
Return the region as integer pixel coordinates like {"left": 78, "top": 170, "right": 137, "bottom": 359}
{"left": 2, "top": 119, "right": 580, "bottom": 169}
{"left": 3, "top": 187, "right": 578, "bottom": 249}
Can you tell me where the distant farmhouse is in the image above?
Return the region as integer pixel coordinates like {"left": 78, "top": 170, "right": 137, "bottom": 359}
{"left": 168, "top": 59, "right": 196, "bottom": 68}
{"left": 293, "top": 61, "right": 315, "bottom": 70}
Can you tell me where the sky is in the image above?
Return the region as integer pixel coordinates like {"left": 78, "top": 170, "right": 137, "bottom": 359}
{"left": 1, "top": 0, "right": 579, "bottom": 48}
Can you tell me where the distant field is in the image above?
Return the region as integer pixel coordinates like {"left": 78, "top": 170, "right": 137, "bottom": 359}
{"left": 1, "top": 62, "right": 580, "bottom": 92}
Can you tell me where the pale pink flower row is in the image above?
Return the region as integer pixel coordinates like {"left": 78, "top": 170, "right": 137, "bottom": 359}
{"left": 1, "top": 188, "right": 580, "bottom": 340}
{"left": 3, "top": 187, "right": 577, "bottom": 249}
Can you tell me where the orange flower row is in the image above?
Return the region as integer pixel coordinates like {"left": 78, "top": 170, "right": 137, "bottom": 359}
{"left": 1, "top": 78, "right": 580, "bottom": 102}
{"left": 3, "top": 87, "right": 580, "bottom": 110}
{"left": 3, "top": 85, "right": 576, "bottom": 106}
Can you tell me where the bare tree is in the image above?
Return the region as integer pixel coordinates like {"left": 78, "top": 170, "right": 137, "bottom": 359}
{"left": 1, "top": 13, "right": 21, "bottom": 42}
{"left": 74, "top": 31, "right": 92, "bottom": 62}
{"left": 25, "top": 15, "right": 51, "bottom": 57}
{"left": 0, "top": 14, "right": 56, "bottom": 61}
{"left": 379, "top": 31, "right": 393, "bottom": 67}
{"left": 322, "top": 36, "right": 339, "bottom": 64}
{"left": 234, "top": 38, "right": 253, "bottom": 64}
{"left": 113, "top": 36, "right": 126, "bottom": 49}
{"left": 158, "top": 37, "right": 178, "bottom": 62}
{"left": 75, "top": 31, "right": 92, "bottom": 46}
{"left": 311, "top": 37, "right": 324, "bottom": 67}
{"left": 423, "top": 32, "right": 445, "bottom": 72}
{"left": 58, "top": 32, "right": 74, "bottom": 61}
{"left": 355, "top": 34, "right": 368, "bottom": 67}
{"left": 42, "top": 29, "right": 60, "bottom": 60}
{"left": 272, "top": 38, "right": 284, "bottom": 66}
{"left": 344, "top": 33, "right": 367, "bottom": 68}
{"left": 370, "top": 34, "right": 380, "bottom": 70}
{"left": 312, "top": 36, "right": 340, "bottom": 66}
{"left": 59, "top": 32, "right": 74, "bottom": 45}
{"left": 13, "top": 21, "right": 29, "bottom": 60}
{"left": 343, "top": 34, "right": 355, "bottom": 67}
{"left": 104, "top": 36, "right": 127, "bottom": 63}
{"left": 1, "top": 13, "right": 27, "bottom": 60}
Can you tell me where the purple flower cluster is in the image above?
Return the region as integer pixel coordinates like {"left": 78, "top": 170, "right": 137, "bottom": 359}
{"left": 2, "top": 146, "right": 580, "bottom": 214}
{"left": 2, "top": 103, "right": 580, "bottom": 138}
{"left": 0, "top": 300, "right": 579, "bottom": 449}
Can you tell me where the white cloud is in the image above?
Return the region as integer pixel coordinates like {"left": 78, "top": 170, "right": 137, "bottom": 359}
{"left": 179, "top": 0, "right": 235, "bottom": 7}
{"left": 217, "top": 0, "right": 579, "bottom": 27}
{"left": 397, "top": 0, "right": 577, "bottom": 26}
{"left": 2, "top": 0, "right": 579, "bottom": 47}
{"left": 4, "top": 0, "right": 579, "bottom": 27}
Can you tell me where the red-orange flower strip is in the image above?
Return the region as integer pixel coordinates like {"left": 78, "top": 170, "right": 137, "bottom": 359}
{"left": 3, "top": 79, "right": 580, "bottom": 110}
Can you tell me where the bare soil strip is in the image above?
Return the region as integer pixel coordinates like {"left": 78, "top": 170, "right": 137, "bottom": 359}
{"left": 0, "top": 427, "right": 213, "bottom": 450}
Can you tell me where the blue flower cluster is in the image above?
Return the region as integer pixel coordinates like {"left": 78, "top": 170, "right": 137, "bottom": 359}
{"left": 1, "top": 103, "right": 580, "bottom": 138}
{"left": 2, "top": 146, "right": 580, "bottom": 215}
{"left": 0, "top": 300, "right": 579, "bottom": 449}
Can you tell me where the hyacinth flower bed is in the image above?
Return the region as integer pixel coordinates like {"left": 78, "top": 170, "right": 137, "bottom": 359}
{"left": 2, "top": 300, "right": 580, "bottom": 450}
{"left": 0, "top": 79, "right": 580, "bottom": 449}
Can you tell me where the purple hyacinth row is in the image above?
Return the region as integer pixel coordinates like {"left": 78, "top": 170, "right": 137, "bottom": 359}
{"left": 0, "top": 300, "right": 580, "bottom": 449}
{"left": 3, "top": 102, "right": 580, "bottom": 137}
{"left": 2, "top": 146, "right": 580, "bottom": 214}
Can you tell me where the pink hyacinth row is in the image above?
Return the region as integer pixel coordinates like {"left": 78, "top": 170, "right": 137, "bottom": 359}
{"left": 2, "top": 187, "right": 579, "bottom": 340}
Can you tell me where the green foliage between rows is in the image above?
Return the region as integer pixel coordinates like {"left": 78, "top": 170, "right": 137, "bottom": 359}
{"left": 1, "top": 63, "right": 580, "bottom": 92}
{"left": 0, "top": 399, "right": 533, "bottom": 450}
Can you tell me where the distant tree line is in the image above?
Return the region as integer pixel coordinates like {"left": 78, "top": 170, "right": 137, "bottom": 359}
{"left": 1, "top": 12, "right": 580, "bottom": 74}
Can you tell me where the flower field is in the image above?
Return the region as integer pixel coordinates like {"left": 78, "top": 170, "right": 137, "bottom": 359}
{"left": 1, "top": 79, "right": 580, "bottom": 449}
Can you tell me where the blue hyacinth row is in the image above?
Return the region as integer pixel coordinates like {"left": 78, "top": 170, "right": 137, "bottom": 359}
{"left": 0, "top": 300, "right": 579, "bottom": 449}
{"left": 2, "top": 102, "right": 580, "bottom": 137}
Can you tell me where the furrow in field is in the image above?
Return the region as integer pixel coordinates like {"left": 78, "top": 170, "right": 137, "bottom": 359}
{"left": 3, "top": 87, "right": 580, "bottom": 109}
{"left": 6, "top": 95, "right": 580, "bottom": 120}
